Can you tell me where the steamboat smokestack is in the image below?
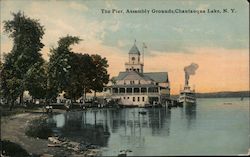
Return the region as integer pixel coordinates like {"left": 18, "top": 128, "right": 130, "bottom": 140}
{"left": 184, "top": 63, "right": 199, "bottom": 86}
{"left": 185, "top": 71, "right": 189, "bottom": 86}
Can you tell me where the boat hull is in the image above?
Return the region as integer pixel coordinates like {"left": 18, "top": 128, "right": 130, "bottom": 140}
{"left": 178, "top": 96, "right": 196, "bottom": 106}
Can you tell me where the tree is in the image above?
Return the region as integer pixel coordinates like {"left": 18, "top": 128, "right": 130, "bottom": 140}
{"left": 25, "top": 59, "right": 47, "bottom": 100}
{"left": 64, "top": 53, "right": 95, "bottom": 101}
{"left": 0, "top": 53, "right": 22, "bottom": 110}
{"left": 47, "top": 35, "right": 82, "bottom": 101}
{"left": 90, "top": 54, "right": 109, "bottom": 97}
{"left": 0, "top": 60, "right": 3, "bottom": 102}
{"left": 2, "top": 11, "right": 45, "bottom": 107}
{"left": 110, "top": 77, "right": 117, "bottom": 85}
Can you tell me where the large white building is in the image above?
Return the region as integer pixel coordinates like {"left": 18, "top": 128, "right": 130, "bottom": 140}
{"left": 104, "top": 42, "right": 170, "bottom": 107}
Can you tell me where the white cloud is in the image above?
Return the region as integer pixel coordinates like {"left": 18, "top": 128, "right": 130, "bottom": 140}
{"left": 117, "top": 39, "right": 130, "bottom": 48}
{"left": 105, "top": 0, "right": 118, "bottom": 9}
{"left": 109, "top": 21, "right": 120, "bottom": 32}
{"left": 1, "top": 0, "right": 113, "bottom": 61}
{"left": 69, "top": 1, "right": 88, "bottom": 12}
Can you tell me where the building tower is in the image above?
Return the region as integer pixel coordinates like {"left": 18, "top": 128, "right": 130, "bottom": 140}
{"left": 125, "top": 41, "right": 144, "bottom": 73}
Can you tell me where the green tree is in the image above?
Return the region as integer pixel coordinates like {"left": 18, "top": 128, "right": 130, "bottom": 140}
{"left": 2, "top": 11, "right": 45, "bottom": 107}
{"left": 64, "top": 53, "right": 95, "bottom": 101}
{"left": 0, "top": 53, "right": 22, "bottom": 110}
{"left": 25, "top": 59, "right": 47, "bottom": 100}
{"left": 0, "top": 60, "right": 3, "bottom": 102}
{"left": 110, "top": 77, "right": 117, "bottom": 85}
{"left": 90, "top": 54, "right": 109, "bottom": 97}
{"left": 47, "top": 35, "right": 81, "bottom": 100}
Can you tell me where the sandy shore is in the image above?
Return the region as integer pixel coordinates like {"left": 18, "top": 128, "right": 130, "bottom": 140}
{"left": 1, "top": 109, "right": 70, "bottom": 156}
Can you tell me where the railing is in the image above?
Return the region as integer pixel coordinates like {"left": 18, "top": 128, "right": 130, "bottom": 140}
{"left": 125, "top": 62, "right": 144, "bottom": 65}
{"left": 110, "top": 92, "right": 160, "bottom": 96}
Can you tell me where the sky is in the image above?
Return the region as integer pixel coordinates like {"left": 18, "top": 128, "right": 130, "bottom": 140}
{"left": 0, "top": 0, "right": 249, "bottom": 94}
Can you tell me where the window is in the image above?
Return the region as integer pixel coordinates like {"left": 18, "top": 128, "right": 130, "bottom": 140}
{"left": 120, "top": 88, "right": 125, "bottom": 93}
{"left": 113, "top": 88, "right": 118, "bottom": 93}
{"left": 138, "top": 97, "right": 140, "bottom": 102}
{"left": 141, "top": 88, "right": 147, "bottom": 93}
{"left": 142, "top": 97, "right": 145, "bottom": 102}
{"left": 127, "top": 97, "right": 129, "bottom": 99}
{"left": 133, "top": 97, "right": 135, "bottom": 102}
{"left": 134, "top": 88, "right": 139, "bottom": 93}
{"left": 124, "top": 97, "right": 126, "bottom": 99}
{"left": 126, "top": 88, "right": 132, "bottom": 93}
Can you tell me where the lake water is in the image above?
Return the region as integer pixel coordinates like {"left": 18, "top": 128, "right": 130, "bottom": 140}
{"left": 49, "top": 98, "right": 249, "bottom": 156}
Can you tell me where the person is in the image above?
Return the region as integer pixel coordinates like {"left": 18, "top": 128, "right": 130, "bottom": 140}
{"left": 65, "top": 100, "right": 71, "bottom": 111}
{"left": 80, "top": 99, "right": 85, "bottom": 109}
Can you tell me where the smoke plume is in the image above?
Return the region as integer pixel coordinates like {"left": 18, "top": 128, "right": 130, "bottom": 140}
{"left": 184, "top": 63, "right": 199, "bottom": 85}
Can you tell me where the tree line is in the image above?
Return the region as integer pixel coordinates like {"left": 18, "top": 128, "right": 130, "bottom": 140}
{"left": 0, "top": 12, "right": 109, "bottom": 110}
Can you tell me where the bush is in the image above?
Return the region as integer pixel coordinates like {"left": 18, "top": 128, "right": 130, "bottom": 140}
{"left": 25, "top": 117, "right": 53, "bottom": 139}
{"left": 1, "top": 140, "right": 30, "bottom": 157}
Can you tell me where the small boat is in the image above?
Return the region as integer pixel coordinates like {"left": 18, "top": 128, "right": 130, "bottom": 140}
{"left": 223, "top": 102, "right": 232, "bottom": 105}
{"left": 118, "top": 149, "right": 132, "bottom": 157}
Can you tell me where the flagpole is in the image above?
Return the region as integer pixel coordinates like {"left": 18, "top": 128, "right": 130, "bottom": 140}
{"left": 142, "top": 44, "right": 144, "bottom": 64}
{"left": 142, "top": 42, "right": 147, "bottom": 65}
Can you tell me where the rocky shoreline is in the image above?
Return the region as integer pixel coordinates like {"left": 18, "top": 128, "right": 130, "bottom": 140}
{"left": 1, "top": 109, "right": 102, "bottom": 157}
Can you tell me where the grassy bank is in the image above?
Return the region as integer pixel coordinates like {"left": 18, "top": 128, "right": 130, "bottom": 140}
{"left": 0, "top": 104, "right": 41, "bottom": 117}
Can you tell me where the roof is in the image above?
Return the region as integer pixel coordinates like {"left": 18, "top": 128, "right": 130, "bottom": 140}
{"left": 144, "top": 72, "right": 169, "bottom": 83}
{"left": 129, "top": 44, "right": 140, "bottom": 55}
{"left": 116, "top": 72, "right": 129, "bottom": 80}
{"left": 115, "top": 71, "right": 169, "bottom": 83}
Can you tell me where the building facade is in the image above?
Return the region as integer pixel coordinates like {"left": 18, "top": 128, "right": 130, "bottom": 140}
{"left": 104, "top": 43, "right": 170, "bottom": 107}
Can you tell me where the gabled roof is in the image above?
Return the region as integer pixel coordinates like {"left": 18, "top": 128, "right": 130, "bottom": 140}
{"left": 115, "top": 71, "right": 145, "bottom": 80}
{"left": 129, "top": 44, "right": 140, "bottom": 55}
{"left": 116, "top": 72, "right": 129, "bottom": 80}
{"left": 115, "top": 71, "right": 169, "bottom": 83}
{"left": 144, "top": 72, "right": 169, "bottom": 83}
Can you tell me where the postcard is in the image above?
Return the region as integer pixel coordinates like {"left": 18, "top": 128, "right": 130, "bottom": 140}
{"left": 1, "top": 0, "right": 249, "bottom": 156}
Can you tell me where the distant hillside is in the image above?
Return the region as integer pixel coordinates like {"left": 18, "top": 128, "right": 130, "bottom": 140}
{"left": 172, "top": 91, "right": 250, "bottom": 98}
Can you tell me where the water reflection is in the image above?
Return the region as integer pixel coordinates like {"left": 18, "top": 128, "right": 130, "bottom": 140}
{"left": 50, "top": 111, "right": 110, "bottom": 147}
{"left": 183, "top": 104, "right": 197, "bottom": 129}
{"left": 50, "top": 108, "right": 172, "bottom": 147}
{"left": 47, "top": 98, "right": 250, "bottom": 155}
{"left": 108, "top": 108, "right": 171, "bottom": 136}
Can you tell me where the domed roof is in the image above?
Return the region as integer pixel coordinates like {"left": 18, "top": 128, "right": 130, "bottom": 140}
{"left": 129, "top": 44, "right": 140, "bottom": 55}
